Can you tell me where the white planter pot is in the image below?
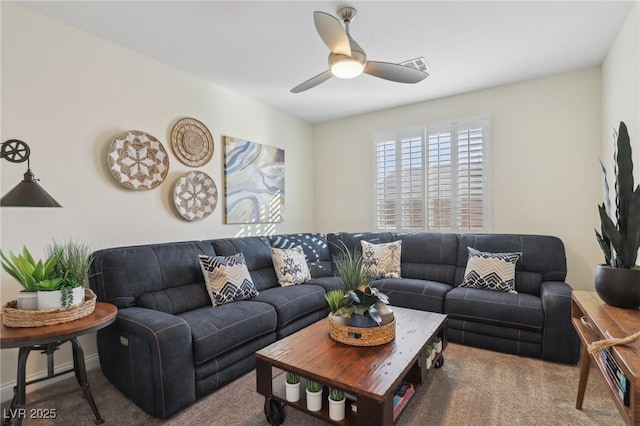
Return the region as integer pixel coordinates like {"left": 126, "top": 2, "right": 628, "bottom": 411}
{"left": 429, "top": 351, "right": 436, "bottom": 364}
{"left": 426, "top": 355, "right": 432, "bottom": 369}
{"left": 306, "top": 389, "right": 323, "bottom": 412}
{"left": 285, "top": 381, "right": 300, "bottom": 402}
{"left": 328, "top": 397, "right": 345, "bottom": 421}
{"left": 435, "top": 341, "right": 443, "bottom": 353}
{"left": 70, "top": 287, "right": 85, "bottom": 306}
{"left": 330, "top": 314, "right": 349, "bottom": 326}
{"left": 37, "top": 290, "right": 63, "bottom": 310}
{"left": 16, "top": 291, "right": 38, "bottom": 311}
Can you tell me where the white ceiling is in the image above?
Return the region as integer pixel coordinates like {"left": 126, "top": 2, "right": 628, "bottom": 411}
{"left": 19, "top": 1, "right": 635, "bottom": 124}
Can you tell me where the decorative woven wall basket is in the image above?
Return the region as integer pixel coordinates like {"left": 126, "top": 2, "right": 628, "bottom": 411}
{"left": 328, "top": 316, "right": 395, "bottom": 346}
{"left": 2, "top": 289, "right": 97, "bottom": 328}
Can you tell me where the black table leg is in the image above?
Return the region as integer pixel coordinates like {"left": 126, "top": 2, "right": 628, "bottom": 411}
{"left": 2, "top": 346, "right": 32, "bottom": 426}
{"left": 70, "top": 338, "right": 104, "bottom": 424}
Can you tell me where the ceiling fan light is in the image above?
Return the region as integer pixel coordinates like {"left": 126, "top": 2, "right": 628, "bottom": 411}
{"left": 331, "top": 58, "right": 364, "bottom": 79}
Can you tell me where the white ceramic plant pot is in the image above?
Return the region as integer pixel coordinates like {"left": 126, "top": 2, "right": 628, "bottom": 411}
{"left": 435, "top": 341, "right": 443, "bottom": 353}
{"left": 330, "top": 314, "right": 349, "bottom": 326}
{"left": 328, "top": 397, "right": 346, "bottom": 421}
{"left": 306, "top": 389, "right": 323, "bottom": 412}
{"left": 16, "top": 291, "right": 38, "bottom": 311}
{"left": 285, "top": 381, "right": 300, "bottom": 402}
{"left": 71, "top": 287, "right": 85, "bottom": 306}
{"left": 37, "top": 290, "right": 63, "bottom": 310}
{"left": 429, "top": 351, "right": 436, "bottom": 364}
{"left": 426, "top": 355, "right": 433, "bottom": 369}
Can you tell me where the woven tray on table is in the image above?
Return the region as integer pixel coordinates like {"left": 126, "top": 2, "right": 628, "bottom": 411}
{"left": 2, "top": 289, "right": 97, "bottom": 328}
{"left": 328, "top": 315, "right": 395, "bottom": 346}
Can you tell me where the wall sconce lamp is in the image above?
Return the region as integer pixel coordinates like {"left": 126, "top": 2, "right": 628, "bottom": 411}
{"left": 1, "top": 139, "right": 62, "bottom": 207}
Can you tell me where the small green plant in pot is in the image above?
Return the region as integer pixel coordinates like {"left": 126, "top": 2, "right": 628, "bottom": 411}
{"left": 594, "top": 121, "right": 640, "bottom": 309}
{"left": 328, "top": 387, "right": 346, "bottom": 421}
{"left": 284, "top": 372, "right": 300, "bottom": 402}
{"left": 47, "top": 239, "right": 92, "bottom": 308}
{"left": 0, "top": 246, "right": 63, "bottom": 310}
{"left": 338, "top": 284, "right": 390, "bottom": 328}
{"left": 305, "top": 379, "right": 323, "bottom": 412}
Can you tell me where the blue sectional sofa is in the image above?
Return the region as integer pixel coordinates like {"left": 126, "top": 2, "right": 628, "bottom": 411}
{"left": 88, "top": 231, "right": 579, "bottom": 419}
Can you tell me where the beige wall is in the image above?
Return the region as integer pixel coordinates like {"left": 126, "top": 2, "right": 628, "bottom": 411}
{"left": 0, "top": 3, "right": 313, "bottom": 395}
{"left": 313, "top": 68, "right": 603, "bottom": 292}
{"left": 602, "top": 2, "right": 640, "bottom": 189}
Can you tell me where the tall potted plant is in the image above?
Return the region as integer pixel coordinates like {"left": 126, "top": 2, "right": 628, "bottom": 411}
{"left": 595, "top": 121, "right": 640, "bottom": 309}
{"left": 47, "top": 239, "right": 92, "bottom": 308}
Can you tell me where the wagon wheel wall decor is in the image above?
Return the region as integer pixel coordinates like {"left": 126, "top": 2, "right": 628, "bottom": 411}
{"left": 170, "top": 117, "right": 214, "bottom": 167}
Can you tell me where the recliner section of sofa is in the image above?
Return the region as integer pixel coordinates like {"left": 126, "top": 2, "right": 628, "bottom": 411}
{"left": 89, "top": 231, "right": 580, "bottom": 419}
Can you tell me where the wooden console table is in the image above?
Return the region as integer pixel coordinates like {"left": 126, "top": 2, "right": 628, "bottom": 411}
{"left": 0, "top": 302, "right": 117, "bottom": 426}
{"left": 571, "top": 291, "right": 640, "bottom": 425}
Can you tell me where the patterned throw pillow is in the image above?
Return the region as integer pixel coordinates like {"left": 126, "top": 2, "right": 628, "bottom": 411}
{"left": 460, "top": 248, "right": 521, "bottom": 294}
{"left": 360, "top": 240, "right": 402, "bottom": 279}
{"left": 271, "top": 246, "right": 311, "bottom": 286}
{"left": 198, "top": 253, "right": 259, "bottom": 306}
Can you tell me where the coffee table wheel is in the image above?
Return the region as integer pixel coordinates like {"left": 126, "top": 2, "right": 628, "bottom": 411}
{"left": 264, "top": 398, "right": 285, "bottom": 425}
{"left": 435, "top": 355, "right": 445, "bottom": 368}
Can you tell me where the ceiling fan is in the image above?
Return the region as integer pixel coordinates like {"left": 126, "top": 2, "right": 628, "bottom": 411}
{"left": 291, "top": 7, "right": 429, "bottom": 94}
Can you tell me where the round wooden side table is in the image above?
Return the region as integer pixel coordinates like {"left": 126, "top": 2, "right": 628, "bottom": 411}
{"left": 0, "top": 302, "right": 117, "bottom": 426}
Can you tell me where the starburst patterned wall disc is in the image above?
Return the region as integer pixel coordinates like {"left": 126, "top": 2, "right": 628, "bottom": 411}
{"left": 173, "top": 171, "right": 218, "bottom": 221}
{"left": 107, "top": 130, "right": 169, "bottom": 190}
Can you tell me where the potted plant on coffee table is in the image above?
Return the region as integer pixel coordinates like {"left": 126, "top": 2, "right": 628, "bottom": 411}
{"left": 325, "top": 289, "right": 350, "bottom": 325}
{"left": 305, "top": 379, "right": 323, "bottom": 412}
{"left": 595, "top": 121, "right": 640, "bottom": 309}
{"left": 46, "top": 239, "right": 92, "bottom": 308}
{"left": 333, "top": 243, "right": 365, "bottom": 291}
{"left": 0, "top": 246, "right": 62, "bottom": 311}
{"left": 285, "top": 372, "right": 300, "bottom": 402}
{"left": 328, "top": 387, "right": 345, "bottom": 421}
{"left": 340, "top": 284, "right": 391, "bottom": 328}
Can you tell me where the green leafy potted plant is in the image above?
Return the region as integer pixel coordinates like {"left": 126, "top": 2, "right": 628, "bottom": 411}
{"left": 328, "top": 387, "right": 345, "bottom": 421}
{"left": 333, "top": 243, "right": 366, "bottom": 291}
{"left": 305, "top": 379, "right": 323, "bottom": 412}
{"left": 285, "top": 372, "right": 300, "bottom": 402}
{"left": 325, "top": 289, "right": 350, "bottom": 325}
{"left": 595, "top": 121, "right": 640, "bottom": 309}
{"left": 46, "top": 239, "right": 92, "bottom": 308}
{"left": 0, "top": 246, "right": 62, "bottom": 310}
{"left": 338, "top": 284, "right": 391, "bottom": 328}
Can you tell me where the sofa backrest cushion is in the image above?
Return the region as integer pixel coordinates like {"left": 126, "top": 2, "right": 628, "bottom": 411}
{"left": 210, "top": 237, "right": 278, "bottom": 291}
{"left": 454, "top": 234, "right": 567, "bottom": 296}
{"left": 327, "top": 232, "right": 398, "bottom": 258}
{"left": 268, "top": 233, "right": 333, "bottom": 278}
{"left": 89, "top": 241, "right": 216, "bottom": 313}
{"left": 396, "top": 233, "right": 459, "bottom": 285}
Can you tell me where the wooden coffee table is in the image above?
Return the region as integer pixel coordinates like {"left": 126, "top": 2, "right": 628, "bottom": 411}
{"left": 255, "top": 306, "right": 447, "bottom": 425}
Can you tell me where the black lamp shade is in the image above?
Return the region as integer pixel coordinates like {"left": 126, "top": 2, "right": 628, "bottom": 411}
{"left": 1, "top": 170, "right": 62, "bottom": 207}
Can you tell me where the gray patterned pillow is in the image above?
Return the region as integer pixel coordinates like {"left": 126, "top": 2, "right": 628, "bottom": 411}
{"left": 460, "top": 248, "right": 521, "bottom": 294}
{"left": 198, "top": 253, "right": 259, "bottom": 306}
{"left": 361, "top": 240, "right": 402, "bottom": 279}
{"left": 271, "top": 246, "right": 311, "bottom": 286}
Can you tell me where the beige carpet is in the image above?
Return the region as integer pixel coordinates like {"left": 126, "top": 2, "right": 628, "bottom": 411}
{"left": 2, "top": 343, "right": 623, "bottom": 425}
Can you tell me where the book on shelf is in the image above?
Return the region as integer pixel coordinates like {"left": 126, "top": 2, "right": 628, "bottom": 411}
{"left": 393, "top": 381, "right": 415, "bottom": 418}
{"left": 599, "top": 348, "right": 630, "bottom": 406}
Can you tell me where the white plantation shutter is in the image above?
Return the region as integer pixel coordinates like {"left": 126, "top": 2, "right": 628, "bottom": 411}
{"left": 373, "top": 118, "right": 489, "bottom": 232}
{"left": 374, "top": 131, "right": 424, "bottom": 231}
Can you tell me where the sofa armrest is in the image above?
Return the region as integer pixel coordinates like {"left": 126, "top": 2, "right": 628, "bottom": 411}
{"left": 97, "top": 307, "right": 195, "bottom": 419}
{"left": 540, "top": 281, "right": 580, "bottom": 364}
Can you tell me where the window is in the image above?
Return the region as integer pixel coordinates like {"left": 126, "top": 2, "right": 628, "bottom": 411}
{"left": 373, "top": 118, "right": 490, "bottom": 232}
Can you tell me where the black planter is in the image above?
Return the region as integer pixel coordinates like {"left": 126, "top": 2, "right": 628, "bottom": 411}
{"left": 349, "top": 314, "right": 378, "bottom": 328}
{"left": 595, "top": 265, "right": 640, "bottom": 309}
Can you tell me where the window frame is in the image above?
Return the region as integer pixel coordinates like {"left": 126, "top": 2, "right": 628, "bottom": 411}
{"left": 371, "top": 116, "right": 492, "bottom": 233}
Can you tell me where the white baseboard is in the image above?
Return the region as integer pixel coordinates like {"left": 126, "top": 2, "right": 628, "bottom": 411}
{"left": 1, "top": 354, "right": 100, "bottom": 403}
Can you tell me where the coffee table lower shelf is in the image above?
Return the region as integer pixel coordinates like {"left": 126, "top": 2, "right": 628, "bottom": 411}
{"left": 257, "top": 351, "right": 445, "bottom": 426}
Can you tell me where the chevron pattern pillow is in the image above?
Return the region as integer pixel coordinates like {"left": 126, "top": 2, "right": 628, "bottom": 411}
{"left": 361, "top": 240, "right": 402, "bottom": 279}
{"left": 460, "top": 248, "right": 521, "bottom": 294}
{"left": 198, "top": 253, "right": 259, "bottom": 306}
{"left": 271, "top": 246, "right": 311, "bottom": 286}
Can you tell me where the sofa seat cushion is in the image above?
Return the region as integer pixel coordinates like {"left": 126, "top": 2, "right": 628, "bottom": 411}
{"left": 444, "top": 287, "right": 543, "bottom": 332}
{"left": 372, "top": 278, "right": 452, "bottom": 313}
{"left": 250, "top": 284, "right": 328, "bottom": 330}
{"left": 178, "top": 300, "right": 277, "bottom": 366}
{"left": 306, "top": 276, "right": 343, "bottom": 292}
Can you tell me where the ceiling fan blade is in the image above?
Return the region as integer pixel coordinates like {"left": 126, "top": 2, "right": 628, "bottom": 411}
{"left": 313, "top": 11, "right": 351, "bottom": 56}
{"left": 290, "top": 70, "right": 333, "bottom": 93}
{"left": 364, "top": 61, "right": 429, "bottom": 84}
